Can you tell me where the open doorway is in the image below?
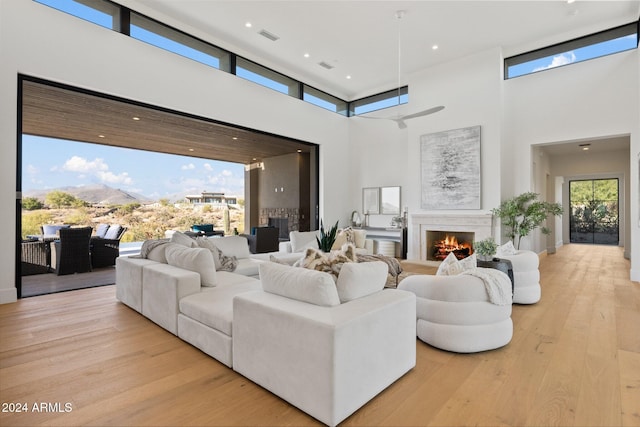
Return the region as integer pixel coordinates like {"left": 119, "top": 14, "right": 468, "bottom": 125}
{"left": 17, "top": 76, "right": 319, "bottom": 298}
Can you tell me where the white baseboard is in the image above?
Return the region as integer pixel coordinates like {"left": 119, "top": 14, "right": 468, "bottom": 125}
{"left": 0, "top": 287, "right": 17, "bottom": 304}
{"left": 630, "top": 269, "right": 640, "bottom": 283}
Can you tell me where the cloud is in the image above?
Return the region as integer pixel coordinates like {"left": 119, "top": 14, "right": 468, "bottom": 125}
{"left": 96, "top": 170, "right": 132, "bottom": 185}
{"left": 534, "top": 51, "right": 576, "bottom": 72}
{"left": 203, "top": 163, "right": 213, "bottom": 171}
{"left": 181, "top": 163, "right": 196, "bottom": 170}
{"left": 56, "top": 155, "right": 133, "bottom": 186}
{"left": 221, "top": 169, "right": 232, "bottom": 177}
{"left": 61, "top": 156, "right": 109, "bottom": 173}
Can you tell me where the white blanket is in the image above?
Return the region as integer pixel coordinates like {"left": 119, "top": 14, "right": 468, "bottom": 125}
{"left": 462, "top": 267, "right": 512, "bottom": 306}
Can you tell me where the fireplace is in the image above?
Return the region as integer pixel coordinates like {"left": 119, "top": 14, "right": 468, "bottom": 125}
{"left": 409, "top": 213, "right": 493, "bottom": 265}
{"left": 427, "top": 231, "right": 474, "bottom": 261}
{"left": 268, "top": 217, "right": 289, "bottom": 239}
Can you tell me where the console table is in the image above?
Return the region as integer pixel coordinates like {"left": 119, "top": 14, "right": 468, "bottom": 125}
{"left": 361, "top": 227, "right": 407, "bottom": 258}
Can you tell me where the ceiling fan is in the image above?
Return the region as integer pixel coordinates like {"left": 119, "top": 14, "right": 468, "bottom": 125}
{"left": 357, "top": 10, "right": 444, "bottom": 129}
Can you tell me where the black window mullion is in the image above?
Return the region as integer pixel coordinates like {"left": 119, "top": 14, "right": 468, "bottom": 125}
{"left": 120, "top": 6, "right": 130, "bottom": 36}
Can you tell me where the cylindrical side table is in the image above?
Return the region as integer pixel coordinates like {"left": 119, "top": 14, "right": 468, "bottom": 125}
{"left": 376, "top": 240, "right": 396, "bottom": 257}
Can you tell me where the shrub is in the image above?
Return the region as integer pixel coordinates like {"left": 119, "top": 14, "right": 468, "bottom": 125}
{"left": 22, "top": 197, "right": 44, "bottom": 210}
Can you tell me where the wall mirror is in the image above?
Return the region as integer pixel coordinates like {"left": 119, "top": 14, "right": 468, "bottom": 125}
{"left": 380, "top": 186, "right": 401, "bottom": 215}
{"left": 362, "top": 187, "right": 379, "bottom": 214}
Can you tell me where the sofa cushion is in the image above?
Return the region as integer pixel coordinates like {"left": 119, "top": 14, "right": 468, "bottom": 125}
{"left": 260, "top": 262, "right": 340, "bottom": 307}
{"left": 170, "top": 230, "right": 197, "bottom": 248}
{"left": 42, "top": 224, "right": 70, "bottom": 236}
{"left": 289, "top": 230, "right": 319, "bottom": 253}
{"left": 212, "top": 236, "right": 251, "bottom": 260}
{"left": 146, "top": 242, "right": 181, "bottom": 264}
{"left": 165, "top": 245, "right": 217, "bottom": 287}
{"left": 104, "top": 224, "right": 122, "bottom": 240}
{"left": 179, "top": 279, "right": 260, "bottom": 336}
{"left": 95, "top": 224, "right": 110, "bottom": 238}
{"left": 335, "top": 261, "right": 387, "bottom": 303}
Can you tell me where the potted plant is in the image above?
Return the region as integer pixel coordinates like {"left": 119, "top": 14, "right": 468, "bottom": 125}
{"left": 474, "top": 237, "right": 498, "bottom": 261}
{"left": 492, "top": 192, "right": 562, "bottom": 249}
{"left": 316, "top": 220, "right": 339, "bottom": 252}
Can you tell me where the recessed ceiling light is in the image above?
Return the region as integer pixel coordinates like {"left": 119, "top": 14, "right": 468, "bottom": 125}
{"left": 232, "top": 137, "right": 238, "bottom": 140}
{"left": 346, "top": 75, "right": 352, "bottom": 79}
{"left": 245, "top": 22, "right": 252, "bottom": 28}
{"left": 132, "top": 117, "right": 140, "bottom": 121}
{"left": 188, "top": 148, "right": 194, "bottom": 152}
{"left": 432, "top": 45, "right": 439, "bottom": 50}
{"left": 304, "top": 53, "right": 310, "bottom": 58}
{"left": 579, "top": 143, "right": 591, "bottom": 151}
{"left": 567, "top": 0, "right": 576, "bottom": 4}
{"left": 297, "top": 149, "right": 302, "bottom": 153}
{"left": 98, "top": 134, "right": 105, "bottom": 138}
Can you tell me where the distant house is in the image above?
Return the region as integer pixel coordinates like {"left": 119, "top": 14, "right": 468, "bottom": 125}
{"left": 184, "top": 191, "right": 237, "bottom": 206}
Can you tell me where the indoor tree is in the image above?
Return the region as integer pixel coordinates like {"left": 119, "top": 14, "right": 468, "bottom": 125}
{"left": 492, "top": 192, "right": 562, "bottom": 249}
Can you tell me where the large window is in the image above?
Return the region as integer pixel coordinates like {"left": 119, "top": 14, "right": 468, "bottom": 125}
{"left": 506, "top": 22, "right": 638, "bottom": 79}
{"left": 35, "top": 0, "right": 120, "bottom": 30}
{"left": 130, "top": 13, "right": 231, "bottom": 72}
{"left": 349, "top": 87, "right": 408, "bottom": 116}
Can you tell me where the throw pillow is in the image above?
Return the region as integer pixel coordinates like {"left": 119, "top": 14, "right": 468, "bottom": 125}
{"left": 259, "top": 262, "right": 340, "bottom": 307}
{"left": 331, "top": 227, "right": 357, "bottom": 250}
{"left": 353, "top": 229, "right": 367, "bottom": 248}
{"left": 436, "top": 252, "right": 477, "bottom": 276}
{"left": 496, "top": 240, "right": 517, "bottom": 256}
{"left": 164, "top": 245, "right": 217, "bottom": 287}
{"left": 269, "top": 254, "right": 291, "bottom": 265}
{"left": 170, "top": 230, "right": 197, "bottom": 248}
{"left": 299, "top": 244, "right": 357, "bottom": 281}
{"left": 335, "top": 260, "right": 387, "bottom": 302}
{"left": 216, "top": 249, "right": 238, "bottom": 272}
{"left": 211, "top": 235, "right": 251, "bottom": 259}
{"left": 195, "top": 237, "right": 222, "bottom": 270}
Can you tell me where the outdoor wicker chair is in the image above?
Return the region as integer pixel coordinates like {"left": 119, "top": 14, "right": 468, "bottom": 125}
{"left": 50, "top": 227, "right": 93, "bottom": 275}
{"left": 90, "top": 225, "right": 127, "bottom": 268}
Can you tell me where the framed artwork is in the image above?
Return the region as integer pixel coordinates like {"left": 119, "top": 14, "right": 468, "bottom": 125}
{"left": 420, "top": 125, "right": 481, "bottom": 209}
{"left": 380, "top": 186, "right": 401, "bottom": 215}
{"left": 362, "top": 187, "right": 380, "bottom": 214}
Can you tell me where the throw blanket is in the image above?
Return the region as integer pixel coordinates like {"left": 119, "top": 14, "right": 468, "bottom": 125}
{"left": 138, "top": 238, "right": 170, "bottom": 258}
{"left": 357, "top": 254, "right": 402, "bottom": 286}
{"left": 462, "top": 268, "right": 512, "bottom": 306}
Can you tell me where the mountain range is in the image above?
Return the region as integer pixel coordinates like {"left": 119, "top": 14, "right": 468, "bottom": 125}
{"left": 24, "top": 184, "right": 154, "bottom": 206}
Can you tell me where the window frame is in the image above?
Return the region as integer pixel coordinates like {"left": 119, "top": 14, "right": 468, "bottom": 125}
{"left": 505, "top": 21, "right": 639, "bottom": 79}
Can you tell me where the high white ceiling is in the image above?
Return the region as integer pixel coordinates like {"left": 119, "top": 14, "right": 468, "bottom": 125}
{"left": 133, "top": 0, "right": 640, "bottom": 100}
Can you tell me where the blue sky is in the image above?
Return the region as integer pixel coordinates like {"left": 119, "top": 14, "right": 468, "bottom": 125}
{"left": 22, "top": 135, "right": 245, "bottom": 201}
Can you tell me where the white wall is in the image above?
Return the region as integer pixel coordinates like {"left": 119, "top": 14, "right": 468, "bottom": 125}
{"left": 349, "top": 48, "right": 504, "bottom": 256}
{"left": 0, "top": 1, "right": 350, "bottom": 303}
{"left": 504, "top": 48, "right": 638, "bottom": 276}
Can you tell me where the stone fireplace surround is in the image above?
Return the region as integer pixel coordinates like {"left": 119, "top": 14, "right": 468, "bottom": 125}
{"left": 410, "top": 213, "right": 493, "bottom": 265}
{"left": 259, "top": 208, "right": 299, "bottom": 237}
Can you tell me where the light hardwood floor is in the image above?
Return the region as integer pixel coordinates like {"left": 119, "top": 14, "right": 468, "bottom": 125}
{"left": 0, "top": 244, "right": 638, "bottom": 426}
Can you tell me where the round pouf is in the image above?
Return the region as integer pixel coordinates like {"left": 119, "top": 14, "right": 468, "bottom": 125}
{"left": 498, "top": 250, "right": 540, "bottom": 304}
{"left": 398, "top": 274, "right": 512, "bottom": 353}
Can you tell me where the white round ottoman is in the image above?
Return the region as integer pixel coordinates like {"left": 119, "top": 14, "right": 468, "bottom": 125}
{"left": 498, "top": 250, "right": 540, "bottom": 304}
{"left": 398, "top": 273, "right": 512, "bottom": 353}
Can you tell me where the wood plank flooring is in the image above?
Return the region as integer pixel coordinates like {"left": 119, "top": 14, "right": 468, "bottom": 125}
{"left": 20, "top": 267, "right": 116, "bottom": 298}
{"left": 0, "top": 244, "right": 638, "bottom": 426}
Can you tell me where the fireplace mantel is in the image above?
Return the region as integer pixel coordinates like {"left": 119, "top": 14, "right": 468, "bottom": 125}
{"left": 409, "top": 213, "right": 493, "bottom": 264}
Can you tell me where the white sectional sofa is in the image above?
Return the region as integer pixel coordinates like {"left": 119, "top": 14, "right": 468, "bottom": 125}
{"left": 115, "top": 234, "right": 416, "bottom": 426}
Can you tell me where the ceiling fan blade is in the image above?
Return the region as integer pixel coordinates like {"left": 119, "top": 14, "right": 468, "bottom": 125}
{"left": 399, "top": 105, "right": 445, "bottom": 121}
